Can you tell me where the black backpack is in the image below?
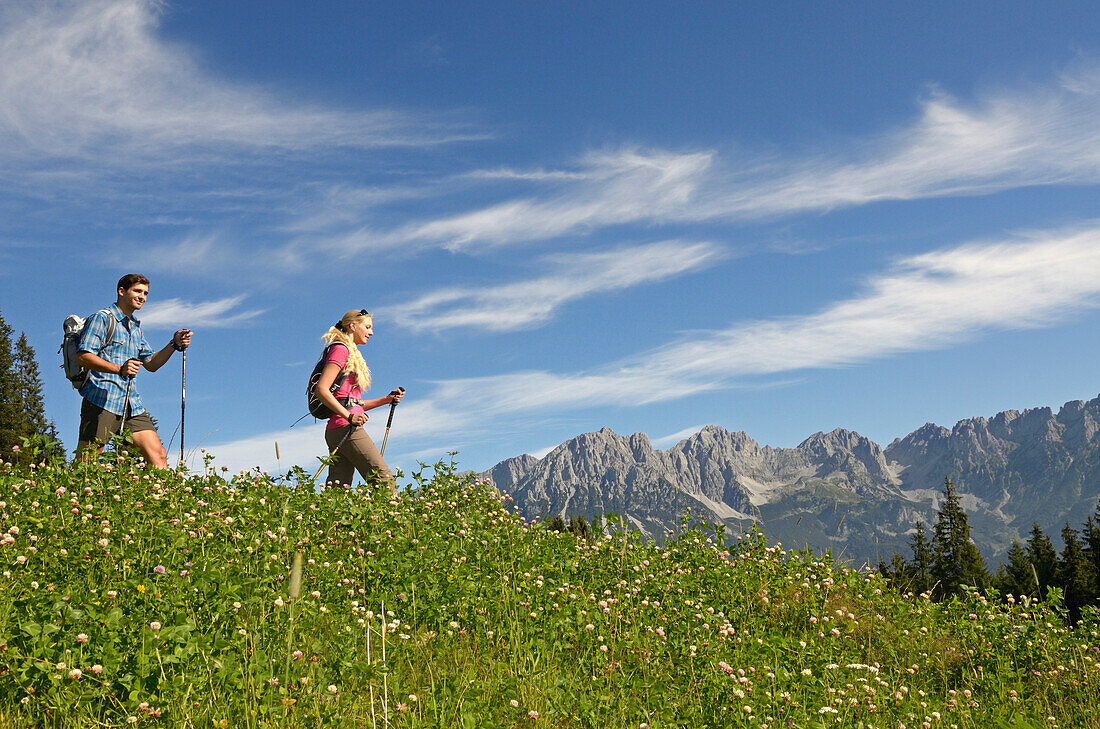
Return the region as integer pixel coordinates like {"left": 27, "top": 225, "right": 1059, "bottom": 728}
{"left": 306, "top": 343, "right": 351, "bottom": 418}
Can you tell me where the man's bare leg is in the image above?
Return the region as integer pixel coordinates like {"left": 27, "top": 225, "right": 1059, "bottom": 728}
{"left": 131, "top": 430, "right": 169, "bottom": 469}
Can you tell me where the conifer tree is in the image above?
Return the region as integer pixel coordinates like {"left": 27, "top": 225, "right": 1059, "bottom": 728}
{"left": 1057, "top": 523, "right": 1094, "bottom": 623}
{"left": 907, "top": 521, "right": 934, "bottom": 596}
{"left": 999, "top": 540, "right": 1038, "bottom": 599}
{"left": 930, "top": 477, "right": 988, "bottom": 599}
{"left": 879, "top": 551, "right": 913, "bottom": 594}
{"left": 1027, "top": 522, "right": 1058, "bottom": 600}
{"left": 1083, "top": 511, "right": 1100, "bottom": 600}
{"left": 0, "top": 309, "right": 20, "bottom": 454}
{"left": 11, "top": 333, "right": 58, "bottom": 443}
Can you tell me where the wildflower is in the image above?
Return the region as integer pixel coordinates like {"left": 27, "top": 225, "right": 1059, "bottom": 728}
{"left": 150, "top": 621, "right": 161, "bottom": 631}
{"left": 274, "top": 597, "right": 285, "bottom": 608}
{"left": 529, "top": 711, "right": 539, "bottom": 719}
{"left": 68, "top": 668, "right": 82, "bottom": 679}
{"left": 91, "top": 665, "right": 104, "bottom": 674}
{"left": 136, "top": 584, "right": 145, "bottom": 593}
{"left": 292, "top": 651, "right": 303, "bottom": 660}
{"left": 818, "top": 706, "right": 838, "bottom": 714}
{"left": 76, "top": 633, "right": 89, "bottom": 644}
{"left": 327, "top": 685, "right": 338, "bottom": 694}
{"left": 510, "top": 700, "right": 519, "bottom": 707}
{"left": 154, "top": 565, "right": 166, "bottom": 574}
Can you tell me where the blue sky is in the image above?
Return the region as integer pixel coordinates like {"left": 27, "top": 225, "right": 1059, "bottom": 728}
{"left": 3, "top": 0, "right": 1100, "bottom": 477}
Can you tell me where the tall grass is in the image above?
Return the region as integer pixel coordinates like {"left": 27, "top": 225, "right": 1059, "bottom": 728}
{"left": 0, "top": 450, "right": 1098, "bottom": 727}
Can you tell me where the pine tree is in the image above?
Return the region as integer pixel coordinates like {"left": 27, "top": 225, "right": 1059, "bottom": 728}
{"left": 0, "top": 308, "right": 21, "bottom": 455}
{"left": 11, "top": 333, "right": 59, "bottom": 442}
{"left": 1057, "top": 523, "right": 1094, "bottom": 624}
{"left": 569, "top": 515, "right": 592, "bottom": 541}
{"left": 999, "top": 540, "right": 1038, "bottom": 599}
{"left": 930, "top": 477, "right": 988, "bottom": 599}
{"left": 878, "top": 551, "right": 913, "bottom": 594}
{"left": 907, "top": 521, "right": 934, "bottom": 596}
{"left": 11, "top": 334, "right": 61, "bottom": 464}
{"left": 1083, "top": 511, "right": 1100, "bottom": 601}
{"left": 1027, "top": 522, "right": 1058, "bottom": 600}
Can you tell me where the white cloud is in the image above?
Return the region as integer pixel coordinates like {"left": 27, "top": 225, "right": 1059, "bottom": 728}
{"left": 425, "top": 226, "right": 1100, "bottom": 417}
{"left": 311, "top": 65, "right": 1100, "bottom": 256}
{"left": 0, "top": 0, "right": 478, "bottom": 164}
{"left": 306, "top": 148, "right": 716, "bottom": 256}
{"left": 206, "top": 227, "right": 1100, "bottom": 472}
{"left": 139, "top": 295, "right": 266, "bottom": 329}
{"left": 125, "top": 233, "right": 232, "bottom": 274}
{"left": 652, "top": 425, "right": 709, "bottom": 449}
{"left": 389, "top": 240, "right": 725, "bottom": 332}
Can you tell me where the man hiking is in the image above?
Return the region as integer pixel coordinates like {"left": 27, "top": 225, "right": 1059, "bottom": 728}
{"left": 76, "top": 274, "right": 192, "bottom": 468}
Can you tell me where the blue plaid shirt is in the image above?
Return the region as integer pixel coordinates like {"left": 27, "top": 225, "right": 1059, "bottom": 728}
{"left": 78, "top": 304, "right": 155, "bottom": 416}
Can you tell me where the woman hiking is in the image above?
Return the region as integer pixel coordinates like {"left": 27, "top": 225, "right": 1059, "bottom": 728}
{"left": 314, "top": 309, "right": 404, "bottom": 489}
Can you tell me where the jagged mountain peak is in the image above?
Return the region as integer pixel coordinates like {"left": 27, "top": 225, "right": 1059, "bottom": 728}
{"left": 673, "top": 426, "right": 761, "bottom": 455}
{"left": 480, "top": 393, "right": 1100, "bottom": 562}
{"left": 798, "top": 428, "right": 878, "bottom": 454}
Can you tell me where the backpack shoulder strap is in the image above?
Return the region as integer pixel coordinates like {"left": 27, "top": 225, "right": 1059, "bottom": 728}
{"left": 99, "top": 309, "right": 116, "bottom": 355}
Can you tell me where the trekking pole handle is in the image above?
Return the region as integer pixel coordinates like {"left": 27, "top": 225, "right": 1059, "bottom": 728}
{"left": 172, "top": 329, "right": 192, "bottom": 351}
{"left": 385, "top": 387, "right": 405, "bottom": 428}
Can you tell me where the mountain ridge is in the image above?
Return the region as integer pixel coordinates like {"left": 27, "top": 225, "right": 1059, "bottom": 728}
{"left": 480, "top": 395, "right": 1100, "bottom": 563}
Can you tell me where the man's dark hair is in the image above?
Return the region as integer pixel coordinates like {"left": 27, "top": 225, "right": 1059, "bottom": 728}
{"left": 117, "top": 273, "right": 150, "bottom": 292}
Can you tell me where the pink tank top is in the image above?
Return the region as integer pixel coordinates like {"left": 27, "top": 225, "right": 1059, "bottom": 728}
{"left": 323, "top": 343, "right": 364, "bottom": 430}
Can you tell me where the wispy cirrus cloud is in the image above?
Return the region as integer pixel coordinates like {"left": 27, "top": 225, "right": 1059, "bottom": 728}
{"left": 426, "top": 226, "right": 1100, "bottom": 415}
{"left": 0, "top": 0, "right": 480, "bottom": 166}
{"left": 211, "top": 225, "right": 1100, "bottom": 472}
{"left": 139, "top": 295, "right": 266, "bottom": 330}
{"left": 389, "top": 240, "right": 726, "bottom": 332}
{"left": 305, "top": 64, "right": 1100, "bottom": 257}
{"left": 652, "top": 425, "right": 709, "bottom": 449}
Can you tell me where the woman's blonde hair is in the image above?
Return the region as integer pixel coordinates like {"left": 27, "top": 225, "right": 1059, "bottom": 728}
{"left": 321, "top": 310, "right": 372, "bottom": 390}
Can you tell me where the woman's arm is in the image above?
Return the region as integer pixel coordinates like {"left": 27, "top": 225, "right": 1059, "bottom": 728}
{"left": 360, "top": 389, "right": 404, "bottom": 411}
{"left": 314, "top": 361, "right": 362, "bottom": 423}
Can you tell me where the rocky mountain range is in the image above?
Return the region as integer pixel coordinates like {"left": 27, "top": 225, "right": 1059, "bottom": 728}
{"left": 480, "top": 395, "right": 1100, "bottom": 565}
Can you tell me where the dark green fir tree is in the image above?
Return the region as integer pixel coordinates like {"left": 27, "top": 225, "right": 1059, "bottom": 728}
{"left": 1027, "top": 522, "right": 1059, "bottom": 600}
{"left": 908, "top": 521, "right": 934, "bottom": 596}
{"left": 930, "top": 477, "right": 988, "bottom": 599}
{"left": 0, "top": 308, "right": 21, "bottom": 455}
{"left": 11, "top": 332, "right": 59, "bottom": 443}
{"left": 1058, "top": 523, "right": 1094, "bottom": 623}
{"left": 999, "top": 539, "right": 1039, "bottom": 599}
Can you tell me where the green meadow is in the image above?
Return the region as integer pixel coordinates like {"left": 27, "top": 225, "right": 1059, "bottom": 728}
{"left": 1, "top": 449, "right": 1097, "bottom": 728}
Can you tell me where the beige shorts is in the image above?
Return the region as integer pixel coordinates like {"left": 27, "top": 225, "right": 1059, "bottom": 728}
{"left": 324, "top": 425, "right": 395, "bottom": 489}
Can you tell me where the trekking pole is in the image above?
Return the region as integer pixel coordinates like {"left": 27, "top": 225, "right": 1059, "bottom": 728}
{"left": 379, "top": 387, "right": 404, "bottom": 457}
{"left": 179, "top": 345, "right": 187, "bottom": 468}
{"left": 308, "top": 423, "right": 359, "bottom": 488}
{"left": 119, "top": 370, "right": 134, "bottom": 445}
